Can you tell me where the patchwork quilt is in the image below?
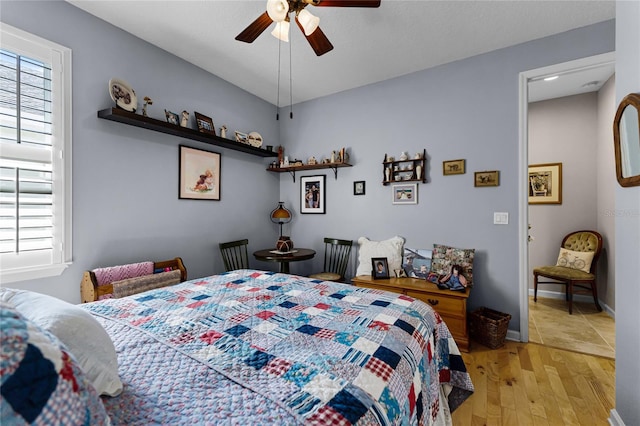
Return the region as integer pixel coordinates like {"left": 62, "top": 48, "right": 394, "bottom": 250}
{"left": 84, "top": 270, "right": 473, "bottom": 425}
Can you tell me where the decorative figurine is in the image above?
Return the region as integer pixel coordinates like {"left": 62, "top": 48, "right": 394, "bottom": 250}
{"left": 180, "top": 110, "right": 189, "bottom": 127}
{"left": 308, "top": 156, "right": 317, "bottom": 165}
{"left": 142, "top": 96, "right": 152, "bottom": 117}
{"left": 220, "top": 125, "right": 227, "bottom": 138}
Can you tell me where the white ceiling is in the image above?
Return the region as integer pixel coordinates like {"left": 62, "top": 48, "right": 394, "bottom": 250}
{"left": 66, "top": 0, "right": 616, "bottom": 106}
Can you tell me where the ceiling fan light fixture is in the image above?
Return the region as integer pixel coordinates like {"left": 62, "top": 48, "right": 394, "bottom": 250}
{"left": 266, "top": 0, "right": 289, "bottom": 22}
{"left": 297, "top": 9, "right": 320, "bottom": 36}
{"left": 271, "top": 20, "right": 290, "bottom": 42}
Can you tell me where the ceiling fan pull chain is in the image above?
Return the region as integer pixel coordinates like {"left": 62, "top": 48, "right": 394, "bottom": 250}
{"left": 289, "top": 32, "right": 293, "bottom": 119}
{"left": 276, "top": 36, "right": 282, "bottom": 120}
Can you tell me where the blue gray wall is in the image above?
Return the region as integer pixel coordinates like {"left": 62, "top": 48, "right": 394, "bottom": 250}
{"left": 614, "top": 2, "right": 640, "bottom": 425}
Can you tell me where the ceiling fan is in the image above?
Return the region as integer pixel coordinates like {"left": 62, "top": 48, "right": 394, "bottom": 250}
{"left": 235, "top": 0, "right": 381, "bottom": 56}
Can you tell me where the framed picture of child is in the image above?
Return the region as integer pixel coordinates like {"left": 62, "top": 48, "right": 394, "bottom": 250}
{"left": 371, "top": 257, "right": 389, "bottom": 280}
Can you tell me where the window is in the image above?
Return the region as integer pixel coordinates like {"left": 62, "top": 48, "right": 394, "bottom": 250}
{"left": 0, "top": 24, "right": 72, "bottom": 283}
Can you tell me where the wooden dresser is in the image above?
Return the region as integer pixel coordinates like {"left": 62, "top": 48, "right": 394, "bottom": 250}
{"left": 351, "top": 275, "right": 470, "bottom": 352}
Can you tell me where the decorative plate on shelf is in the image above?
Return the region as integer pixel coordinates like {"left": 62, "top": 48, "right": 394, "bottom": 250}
{"left": 247, "top": 132, "right": 263, "bottom": 148}
{"left": 108, "top": 78, "right": 137, "bottom": 112}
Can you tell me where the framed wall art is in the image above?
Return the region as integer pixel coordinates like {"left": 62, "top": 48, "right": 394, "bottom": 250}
{"left": 179, "top": 145, "right": 221, "bottom": 201}
{"left": 301, "top": 175, "right": 326, "bottom": 214}
{"left": 474, "top": 170, "right": 499, "bottom": 187}
{"left": 443, "top": 159, "right": 465, "bottom": 175}
{"left": 353, "top": 180, "right": 365, "bottom": 196}
{"left": 528, "top": 162, "right": 562, "bottom": 204}
{"left": 371, "top": 257, "right": 390, "bottom": 279}
{"left": 392, "top": 183, "right": 417, "bottom": 205}
{"left": 194, "top": 112, "right": 216, "bottom": 135}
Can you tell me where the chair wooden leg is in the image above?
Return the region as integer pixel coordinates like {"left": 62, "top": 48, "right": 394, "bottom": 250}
{"left": 591, "top": 281, "right": 603, "bottom": 312}
{"left": 568, "top": 281, "right": 573, "bottom": 314}
{"left": 533, "top": 273, "right": 538, "bottom": 302}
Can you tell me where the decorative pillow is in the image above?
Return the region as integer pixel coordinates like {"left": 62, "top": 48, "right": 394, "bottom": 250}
{"left": 0, "top": 302, "right": 109, "bottom": 424}
{"left": 0, "top": 288, "right": 123, "bottom": 396}
{"left": 112, "top": 269, "right": 182, "bottom": 298}
{"left": 430, "top": 244, "right": 476, "bottom": 287}
{"left": 556, "top": 248, "right": 594, "bottom": 273}
{"left": 355, "top": 236, "right": 405, "bottom": 276}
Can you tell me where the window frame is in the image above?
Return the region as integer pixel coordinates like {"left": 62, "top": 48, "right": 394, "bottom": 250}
{"left": 0, "top": 24, "right": 72, "bottom": 283}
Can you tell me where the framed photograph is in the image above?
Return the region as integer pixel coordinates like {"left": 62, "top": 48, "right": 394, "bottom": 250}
{"left": 392, "top": 183, "right": 417, "bottom": 205}
{"left": 235, "top": 131, "right": 248, "bottom": 144}
{"left": 165, "top": 109, "right": 179, "bottom": 125}
{"left": 301, "top": 175, "right": 326, "bottom": 214}
{"left": 371, "top": 257, "right": 390, "bottom": 279}
{"left": 528, "top": 162, "right": 562, "bottom": 204}
{"left": 402, "top": 247, "right": 433, "bottom": 279}
{"left": 443, "top": 159, "right": 465, "bottom": 175}
{"left": 179, "top": 145, "right": 221, "bottom": 201}
{"left": 353, "top": 180, "right": 365, "bottom": 196}
{"left": 194, "top": 112, "right": 215, "bottom": 135}
{"left": 474, "top": 170, "right": 499, "bottom": 187}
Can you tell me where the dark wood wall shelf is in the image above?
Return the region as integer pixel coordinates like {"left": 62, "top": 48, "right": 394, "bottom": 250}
{"left": 382, "top": 149, "right": 426, "bottom": 185}
{"left": 97, "top": 107, "right": 278, "bottom": 158}
{"left": 267, "top": 162, "right": 352, "bottom": 182}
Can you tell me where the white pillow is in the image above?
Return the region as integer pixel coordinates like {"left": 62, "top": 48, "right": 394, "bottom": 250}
{"left": 0, "top": 288, "right": 123, "bottom": 396}
{"left": 555, "top": 248, "right": 594, "bottom": 273}
{"left": 355, "top": 236, "right": 405, "bottom": 277}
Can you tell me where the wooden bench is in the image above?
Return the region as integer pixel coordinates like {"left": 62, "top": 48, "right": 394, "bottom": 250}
{"left": 81, "top": 257, "right": 187, "bottom": 303}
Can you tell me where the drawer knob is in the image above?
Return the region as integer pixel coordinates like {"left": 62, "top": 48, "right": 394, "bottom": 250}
{"left": 427, "top": 298, "right": 439, "bottom": 306}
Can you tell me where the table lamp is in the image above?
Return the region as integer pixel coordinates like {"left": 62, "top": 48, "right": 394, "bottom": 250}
{"left": 270, "top": 201, "right": 293, "bottom": 251}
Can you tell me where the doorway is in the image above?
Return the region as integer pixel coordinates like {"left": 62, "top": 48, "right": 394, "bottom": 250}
{"left": 518, "top": 52, "right": 616, "bottom": 353}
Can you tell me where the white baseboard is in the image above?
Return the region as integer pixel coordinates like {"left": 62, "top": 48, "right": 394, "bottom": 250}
{"left": 528, "top": 288, "right": 615, "bottom": 319}
{"left": 609, "top": 409, "right": 625, "bottom": 426}
{"left": 506, "top": 329, "right": 521, "bottom": 342}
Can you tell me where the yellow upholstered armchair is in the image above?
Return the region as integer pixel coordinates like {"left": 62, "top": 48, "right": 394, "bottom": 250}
{"left": 533, "top": 230, "right": 603, "bottom": 314}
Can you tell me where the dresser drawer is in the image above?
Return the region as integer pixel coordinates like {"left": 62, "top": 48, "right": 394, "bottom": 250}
{"left": 406, "top": 290, "right": 465, "bottom": 317}
{"left": 438, "top": 315, "right": 467, "bottom": 338}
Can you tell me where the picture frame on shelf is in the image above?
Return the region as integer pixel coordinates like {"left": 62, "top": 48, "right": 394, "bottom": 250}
{"left": 300, "top": 175, "right": 326, "bottom": 214}
{"left": 392, "top": 183, "right": 417, "bottom": 205}
{"left": 354, "top": 180, "right": 366, "bottom": 196}
{"left": 165, "top": 109, "right": 179, "bottom": 125}
{"left": 235, "top": 131, "right": 248, "bottom": 144}
{"left": 474, "top": 170, "right": 499, "bottom": 187}
{"left": 528, "top": 163, "right": 562, "bottom": 204}
{"left": 371, "top": 257, "right": 390, "bottom": 279}
{"left": 179, "top": 145, "right": 221, "bottom": 201}
{"left": 443, "top": 159, "right": 465, "bottom": 175}
{"left": 194, "top": 112, "right": 216, "bottom": 135}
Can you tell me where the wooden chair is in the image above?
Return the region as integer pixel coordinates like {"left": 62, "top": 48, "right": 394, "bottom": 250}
{"left": 309, "top": 238, "right": 353, "bottom": 282}
{"left": 219, "top": 239, "right": 249, "bottom": 271}
{"left": 533, "top": 230, "right": 603, "bottom": 314}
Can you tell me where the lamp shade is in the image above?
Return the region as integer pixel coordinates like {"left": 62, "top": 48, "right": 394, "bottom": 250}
{"left": 266, "top": 0, "right": 289, "bottom": 22}
{"left": 271, "top": 20, "right": 290, "bottom": 42}
{"left": 297, "top": 9, "right": 320, "bottom": 36}
{"left": 270, "top": 201, "right": 292, "bottom": 224}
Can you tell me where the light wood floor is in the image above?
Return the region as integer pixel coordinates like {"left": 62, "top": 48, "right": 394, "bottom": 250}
{"left": 528, "top": 296, "right": 615, "bottom": 359}
{"left": 451, "top": 340, "right": 615, "bottom": 425}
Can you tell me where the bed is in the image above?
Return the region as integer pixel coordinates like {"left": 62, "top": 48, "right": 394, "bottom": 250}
{"left": 2, "top": 269, "right": 473, "bottom": 425}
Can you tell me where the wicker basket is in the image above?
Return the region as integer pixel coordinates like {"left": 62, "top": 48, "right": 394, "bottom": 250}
{"left": 469, "top": 307, "right": 512, "bottom": 349}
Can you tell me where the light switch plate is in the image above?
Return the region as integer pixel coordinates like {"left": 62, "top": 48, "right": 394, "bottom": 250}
{"left": 494, "top": 212, "right": 509, "bottom": 225}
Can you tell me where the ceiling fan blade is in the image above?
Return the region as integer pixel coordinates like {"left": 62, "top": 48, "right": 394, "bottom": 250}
{"left": 313, "top": 0, "right": 381, "bottom": 7}
{"left": 235, "top": 12, "right": 273, "bottom": 43}
{"left": 296, "top": 18, "right": 334, "bottom": 56}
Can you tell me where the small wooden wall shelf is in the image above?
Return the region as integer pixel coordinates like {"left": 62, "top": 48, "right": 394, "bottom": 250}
{"left": 382, "top": 149, "right": 426, "bottom": 185}
{"left": 97, "top": 107, "right": 278, "bottom": 158}
{"left": 267, "top": 162, "right": 352, "bottom": 182}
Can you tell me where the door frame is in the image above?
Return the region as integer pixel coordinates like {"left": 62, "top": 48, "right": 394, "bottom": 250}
{"left": 517, "top": 51, "right": 615, "bottom": 342}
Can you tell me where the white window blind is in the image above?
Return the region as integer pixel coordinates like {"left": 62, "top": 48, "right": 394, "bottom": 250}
{"left": 0, "top": 24, "right": 72, "bottom": 283}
